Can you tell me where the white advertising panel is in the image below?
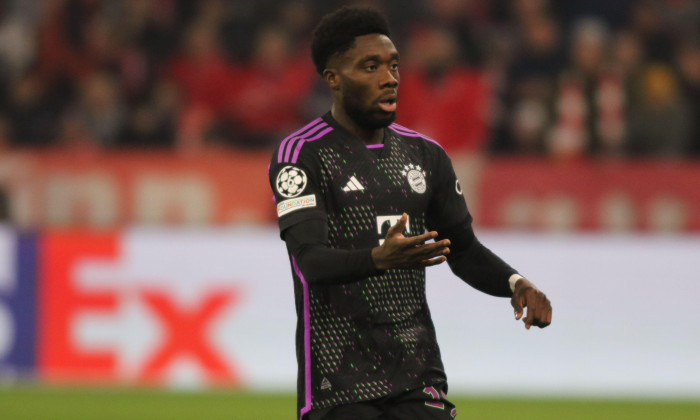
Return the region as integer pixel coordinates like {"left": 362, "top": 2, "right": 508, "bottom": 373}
{"left": 43, "top": 227, "right": 700, "bottom": 397}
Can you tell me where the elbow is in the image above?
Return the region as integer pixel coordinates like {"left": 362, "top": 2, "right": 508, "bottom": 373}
{"left": 293, "top": 246, "right": 320, "bottom": 282}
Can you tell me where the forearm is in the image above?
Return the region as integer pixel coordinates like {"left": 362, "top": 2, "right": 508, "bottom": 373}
{"left": 284, "top": 220, "right": 382, "bottom": 284}
{"left": 439, "top": 220, "right": 517, "bottom": 297}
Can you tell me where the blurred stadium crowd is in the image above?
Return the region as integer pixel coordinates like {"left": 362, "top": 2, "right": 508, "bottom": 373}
{"left": 0, "top": 0, "right": 698, "bottom": 158}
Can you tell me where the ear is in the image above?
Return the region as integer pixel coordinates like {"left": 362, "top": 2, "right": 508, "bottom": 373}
{"left": 323, "top": 69, "right": 341, "bottom": 91}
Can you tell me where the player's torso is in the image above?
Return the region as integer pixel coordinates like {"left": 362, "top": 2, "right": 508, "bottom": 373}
{"left": 279, "top": 121, "right": 448, "bottom": 408}
{"left": 306, "top": 128, "right": 436, "bottom": 326}
{"left": 312, "top": 129, "right": 433, "bottom": 249}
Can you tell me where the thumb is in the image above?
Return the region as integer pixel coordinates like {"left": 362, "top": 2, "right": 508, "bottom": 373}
{"left": 387, "top": 213, "right": 407, "bottom": 238}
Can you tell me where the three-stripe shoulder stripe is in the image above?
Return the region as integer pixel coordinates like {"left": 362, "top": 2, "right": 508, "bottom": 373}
{"left": 277, "top": 118, "right": 334, "bottom": 164}
{"left": 389, "top": 123, "right": 443, "bottom": 149}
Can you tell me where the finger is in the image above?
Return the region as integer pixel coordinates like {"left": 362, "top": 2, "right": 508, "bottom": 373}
{"left": 413, "top": 240, "right": 451, "bottom": 257}
{"left": 531, "top": 295, "right": 551, "bottom": 328}
{"left": 524, "top": 310, "right": 532, "bottom": 329}
{"left": 421, "top": 256, "right": 447, "bottom": 267}
{"left": 387, "top": 213, "right": 408, "bottom": 237}
{"left": 510, "top": 295, "right": 524, "bottom": 321}
{"left": 408, "top": 231, "right": 440, "bottom": 246}
{"left": 523, "top": 294, "right": 537, "bottom": 330}
{"left": 537, "top": 298, "right": 552, "bottom": 328}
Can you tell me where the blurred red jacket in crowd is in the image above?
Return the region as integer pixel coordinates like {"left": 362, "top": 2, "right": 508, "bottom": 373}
{"left": 398, "top": 68, "right": 490, "bottom": 153}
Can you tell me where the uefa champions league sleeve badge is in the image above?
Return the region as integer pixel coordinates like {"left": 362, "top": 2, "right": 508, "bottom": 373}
{"left": 275, "top": 166, "right": 316, "bottom": 217}
{"left": 276, "top": 166, "right": 308, "bottom": 198}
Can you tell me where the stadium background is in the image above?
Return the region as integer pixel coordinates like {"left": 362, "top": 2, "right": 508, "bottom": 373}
{"left": 0, "top": 0, "right": 699, "bottom": 418}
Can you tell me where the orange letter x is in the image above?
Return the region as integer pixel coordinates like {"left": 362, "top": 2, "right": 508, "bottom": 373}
{"left": 139, "top": 290, "right": 239, "bottom": 385}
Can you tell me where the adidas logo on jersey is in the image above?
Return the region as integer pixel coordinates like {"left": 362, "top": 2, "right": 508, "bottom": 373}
{"left": 342, "top": 176, "right": 365, "bottom": 192}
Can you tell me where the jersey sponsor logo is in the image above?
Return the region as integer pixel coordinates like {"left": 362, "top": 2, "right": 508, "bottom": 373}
{"left": 275, "top": 166, "right": 308, "bottom": 198}
{"left": 455, "top": 179, "right": 463, "bottom": 195}
{"left": 402, "top": 164, "right": 427, "bottom": 194}
{"left": 376, "top": 215, "right": 410, "bottom": 245}
{"left": 342, "top": 176, "right": 365, "bottom": 192}
{"left": 276, "top": 194, "right": 316, "bottom": 217}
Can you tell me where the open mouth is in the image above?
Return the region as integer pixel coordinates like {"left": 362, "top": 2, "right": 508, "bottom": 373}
{"left": 378, "top": 98, "right": 397, "bottom": 113}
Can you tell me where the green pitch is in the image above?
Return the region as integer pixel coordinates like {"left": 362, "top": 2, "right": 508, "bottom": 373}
{"left": 1, "top": 386, "right": 698, "bottom": 420}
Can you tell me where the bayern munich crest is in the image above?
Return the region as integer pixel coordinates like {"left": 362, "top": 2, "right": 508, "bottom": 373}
{"left": 276, "top": 166, "right": 308, "bottom": 198}
{"left": 402, "top": 164, "right": 427, "bottom": 194}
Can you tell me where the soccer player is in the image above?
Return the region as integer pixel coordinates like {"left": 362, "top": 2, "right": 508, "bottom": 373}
{"left": 268, "top": 7, "right": 552, "bottom": 420}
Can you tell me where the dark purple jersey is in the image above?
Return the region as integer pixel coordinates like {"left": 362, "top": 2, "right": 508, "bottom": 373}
{"left": 269, "top": 113, "right": 471, "bottom": 416}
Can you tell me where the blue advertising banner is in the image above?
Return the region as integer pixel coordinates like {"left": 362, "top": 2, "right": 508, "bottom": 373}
{"left": 0, "top": 228, "right": 37, "bottom": 378}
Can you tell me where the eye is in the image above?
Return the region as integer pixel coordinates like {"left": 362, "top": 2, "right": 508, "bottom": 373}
{"left": 391, "top": 63, "right": 399, "bottom": 70}
{"left": 366, "top": 64, "right": 378, "bottom": 71}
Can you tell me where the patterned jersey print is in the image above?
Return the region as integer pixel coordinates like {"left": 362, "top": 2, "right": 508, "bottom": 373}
{"left": 269, "top": 113, "right": 469, "bottom": 416}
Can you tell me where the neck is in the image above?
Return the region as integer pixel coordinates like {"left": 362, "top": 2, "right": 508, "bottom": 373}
{"left": 331, "top": 104, "right": 384, "bottom": 145}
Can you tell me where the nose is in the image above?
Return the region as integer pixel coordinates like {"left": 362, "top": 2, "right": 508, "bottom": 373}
{"left": 380, "top": 68, "right": 399, "bottom": 88}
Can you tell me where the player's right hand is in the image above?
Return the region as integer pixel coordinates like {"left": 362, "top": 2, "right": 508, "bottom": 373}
{"left": 371, "top": 213, "right": 450, "bottom": 270}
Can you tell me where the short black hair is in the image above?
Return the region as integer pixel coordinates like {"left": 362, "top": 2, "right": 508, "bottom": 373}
{"left": 311, "top": 7, "right": 391, "bottom": 75}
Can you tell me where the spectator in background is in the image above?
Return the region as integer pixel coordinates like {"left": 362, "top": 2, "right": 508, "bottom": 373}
{"left": 0, "top": 111, "right": 10, "bottom": 221}
{"left": 508, "top": 0, "right": 553, "bottom": 35}
{"left": 0, "top": 0, "right": 696, "bottom": 160}
{"left": 109, "top": 0, "right": 181, "bottom": 105}
{"left": 556, "top": 0, "right": 635, "bottom": 31}
{"left": 228, "top": 26, "right": 314, "bottom": 148}
{"left": 63, "top": 71, "right": 126, "bottom": 148}
{"left": 168, "top": 19, "right": 237, "bottom": 150}
{"left": 36, "top": 0, "right": 108, "bottom": 111}
{"left": 490, "top": 11, "right": 564, "bottom": 154}
{"left": 0, "top": 113, "right": 8, "bottom": 149}
{"left": 661, "top": 0, "right": 700, "bottom": 40}
{"left": 549, "top": 18, "right": 626, "bottom": 158}
{"left": 0, "top": 2, "right": 48, "bottom": 147}
{"left": 507, "top": 13, "right": 564, "bottom": 94}
{"left": 610, "top": 29, "right": 648, "bottom": 156}
{"left": 422, "top": 0, "right": 487, "bottom": 66}
{"left": 398, "top": 25, "right": 490, "bottom": 153}
{"left": 276, "top": 0, "right": 316, "bottom": 51}
{"left": 169, "top": 20, "right": 234, "bottom": 116}
{"left": 674, "top": 41, "right": 700, "bottom": 156}
{"left": 219, "top": 1, "right": 261, "bottom": 63}
{"left": 118, "top": 80, "right": 181, "bottom": 149}
{"left": 626, "top": 64, "right": 691, "bottom": 157}
{"left": 627, "top": 0, "right": 676, "bottom": 64}
{"left": 0, "top": 0, "right": 37, "bottom": 91}
{"left": 6, "top": 73, "right": 58, "bottom": 147}
{"left": 0, "top": 187, "right": 9, "bottom": 222}
{"left": 612, "top": 30, "right": 645, "bottom": 99}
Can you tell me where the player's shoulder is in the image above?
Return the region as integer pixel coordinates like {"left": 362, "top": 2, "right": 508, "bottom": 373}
{"left": 387, "top": 123, "right": 447, "bottom": 156}
{"left": 272, "top": 117, "right": 336, "bottom": 167}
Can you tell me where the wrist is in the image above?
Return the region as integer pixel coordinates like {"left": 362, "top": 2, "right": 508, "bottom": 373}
{"left": 508, "top": 274, "right": 525, "bottom": 293}
{"left": 371, "top": 246, "right": 386, "bottom": 271}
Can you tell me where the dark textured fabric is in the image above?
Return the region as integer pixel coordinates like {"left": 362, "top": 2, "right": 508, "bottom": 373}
{"left": 269, "top": 113, "right": 513, "bottom": 417}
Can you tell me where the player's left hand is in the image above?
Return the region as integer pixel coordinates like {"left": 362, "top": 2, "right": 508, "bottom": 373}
{"left": 511, "top": 278, "right": 552, "bottom": 330}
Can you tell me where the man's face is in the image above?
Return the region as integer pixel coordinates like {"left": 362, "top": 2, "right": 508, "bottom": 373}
{"left": 332, "top": 34, "right": 400, "bottom": 129}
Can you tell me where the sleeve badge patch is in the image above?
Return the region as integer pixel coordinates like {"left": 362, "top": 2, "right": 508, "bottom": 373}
{"left": 276, "top": 166, "right": 308, "bottom": 198}
{"left": 277, "top": 194, "right": 316, "bottom": 217}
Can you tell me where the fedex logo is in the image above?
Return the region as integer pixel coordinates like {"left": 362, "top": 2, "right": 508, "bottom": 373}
{"left": 37, "top": 231, "right": 244, "bottom": 386}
